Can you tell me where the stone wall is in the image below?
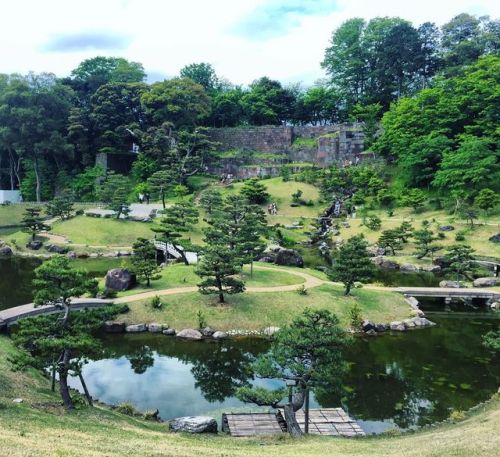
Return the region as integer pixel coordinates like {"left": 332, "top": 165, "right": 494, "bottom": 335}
{"left": 207, "top": 124, "right": 366, "bottom": 177}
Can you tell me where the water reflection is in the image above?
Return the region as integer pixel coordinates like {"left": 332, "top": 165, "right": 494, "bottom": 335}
{"left": 68, "top": 317, "right": 499, "bottom": 431}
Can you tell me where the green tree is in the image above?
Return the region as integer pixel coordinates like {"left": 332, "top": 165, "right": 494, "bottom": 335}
{"left": 413, "top": 221, "right": 440, "bottom": 261}
{"left": 443, "top": 244, "right": 476, "bottom": 282}
{"left": 236, "top": 309, "right": 349, "bottom": 433}
{"left": 459, "top": 205, "right": 478, "bottom": 228}
{"left": 196, "top": 244, "right": 245, "bottom": 303}
{"left": 241, "top": 178, "right": 270, "bottom": 205}
{"left": 151, "top": 201, "right": 199, "bottom": 265}
{"left": 22, "top": 207, "right": 50, "bottom": 242}
{"left": 328, "top": 235, "right": 374, "bottom": 295}
{"left": 364, "top": 215, "right": 382, "bottom": 231}
{"left": 180, "top": 62, "right": 218, "bottom": 92}
{"left": 402, "top": 189, "right": 427, "bottom": 213}
{"left": 141, "top": 78, "right": 211, "bottom": 128}
{"left": 131, "top": 238, "right": 161, "bottom": 287}
{"left": 475, "top": 188, "right": 498, "bottom": 215}
{"left": 378, "top": 229, "right": 403, "bottom": 255}
{"left": 97, "top": 172, "right": 131, "bottom": 218}
{"left": 350, "top": 103, "right": 382, "bottom": 148}
{"left": 199, "top": 188, "right": 223, "bottom": 215}
{"left": 147, "top": 169, "right": 173, "bottom": 209}
{"left": 12, "top": 256, "right": 105, "bottom": 409}
{"left": 45, "top": 195, "right": 74, "bottom": 220}
{"left": 396, "top": 221, "right": 414, "bottom": 243}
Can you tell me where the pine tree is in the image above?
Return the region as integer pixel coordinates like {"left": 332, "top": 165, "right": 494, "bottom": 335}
{"left": 378, "top": 229, "right": 403, "bottom": 255}
{"left": 443, "top": 244, "right": 476, "bottom": 282}
{"left": 131, "top": 238, "right": 161, "bottom": 287}
{"left": 413, "top": 220, "right": 441, "bottom": 261}
{"left": 21, "top": 207, "right": 51, "bottom": 242}
{"left": 199, "top": 188, "right": 223, "bottom": 215}
{"left": 241, "top": 178, "right": 270, "bottom": 204}
{"left": 327, "top": 235, "right": 374, "bottom": 295}
{"left": 45, "top": 195, "right": 74, "bottom": 220}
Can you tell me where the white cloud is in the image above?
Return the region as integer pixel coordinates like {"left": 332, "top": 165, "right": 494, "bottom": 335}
{"left": 0, "top": 0, "right": 496, "bottom": 85}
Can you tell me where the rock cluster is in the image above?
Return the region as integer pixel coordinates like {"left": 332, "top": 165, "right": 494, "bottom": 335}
{"left": 104, "top": 268, "right": 136, "bottom": 291}
{"left": 169, "top": 416, "right": 217, "bottom": 434}
{"left": 259, "top": 247, "right": 304, "bottom": 268}
{"left": 473, "top": 277, "right": 500, "bottom": 288}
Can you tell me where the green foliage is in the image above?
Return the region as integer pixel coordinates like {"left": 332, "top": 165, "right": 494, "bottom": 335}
{"left": 21, "top": 207, "right": 51, "bottom": 242}
{"left": 296, "top": 285, "right": 308, "bottom": 296}
{"left": 97, "top": 172, "right": 132, "bottom": 218}
{"left": 443, "top": 244, "right": 476, "bottom": 282}
{"left": 378, "top": 229, "right": 403, "bottom": 255}
{"left": 349, "top": 303, "right": 363, "bottom": 331}
{"left": 236, "top": 309, "right": 349, "bottom": 409}
{"left": 180, "top": 62, "right": 219, "bottom": 92}
{"left": 199, "top": 188, "right": 223, "bottom": 215}
{"left": 196, "top": 310, "right": 207, "bottom": 329}
{"left": 71, "top": 166, "right": 105, "bottom": 201}
{"left": 235, "top": 386, "right": 287, "bottom": 408}
{"left": 46, "top": 195, "right": 74, "bottom": 220}
{"left": 413, "top": 221, "right": 441, "bottom": 261}
{"left": 482, "top": 329, "right": 500, "bottom": 353}
{"left": 328, "top": 235, "right": 374, "bottom": 295}
{"left": 241, "top": 178, "right": 270, "bottom": 204}
{"left": 131, "top": 238, "right": 161, "bottom": 287}
{"left": 116, "top": 403, "right": 139, "bottom": 416}
{"left": 475, "top": 189, "right": 498, "bottom": 214}
{"left": 150, "top": 295, "right": 164, "bottom": 310}
{"left": 365, "top": 215, "right": 382, "bottom": 231}
{"left": 401, "top": 189, "right": 427, "bottom": 213}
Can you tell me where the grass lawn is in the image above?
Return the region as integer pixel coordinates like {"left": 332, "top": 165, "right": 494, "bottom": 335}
{"left": 0, "top": 335, "right": 498, "bottom": 457}
{"left": 112, "top": 263, "right": 305, "bottom": 297}
{"left": 119, "top": 284, "right": 410, "bottom": 330}
{"left": 340, "top": 207, "right": 500, "bottom": 259}
{"left": 0, "top": 204, "right": 31, "bottom": 227}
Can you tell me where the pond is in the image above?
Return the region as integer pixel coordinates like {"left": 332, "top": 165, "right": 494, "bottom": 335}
{"left": 67, "top": 316, "right": 499, "bottom": 433}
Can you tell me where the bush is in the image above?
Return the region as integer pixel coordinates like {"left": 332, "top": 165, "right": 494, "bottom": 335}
{"left": 448, "top": 410, "right": 466, "bottom": 422}
{"left": 116, "top": 402, "right": 138, "bottom": 416}
{"left": 296, "top": 285, "right": 308, "bottom": 295}
{"left": 455, "top": 231, "right": 466, "bottom": 241}
{"left": 365, "top": 215, "right": 382, "bottom": 231}
{"left": 437, "top": 232, "right": 446, "bottom": 240}
{"left": 349, "top": 303, "right": 363, "bottom": 331}
{"left": 75, "top": 209, "right": 84, "bottom": 216}
{"left": 150, "top": 295, "right": 164, "bottom": 310}
{"left": 196, "top": 310, "right": 207, "bottom": 329}
{"left": 100, "top": 288, "right": 117, "bottom": 299}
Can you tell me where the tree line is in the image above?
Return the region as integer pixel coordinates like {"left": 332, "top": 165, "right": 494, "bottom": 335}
{"left": 0, "top": 13, "right": 497, "bottom": 201}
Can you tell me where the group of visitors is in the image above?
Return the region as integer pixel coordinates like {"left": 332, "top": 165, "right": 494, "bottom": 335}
{"left": 343, "top": 156, "right": 361, "bottom": 167}
{"left": 267, "top": 202, "right": 278, "bottom": 215}
{"left": 138, "top": 192, "right": 150, "bottom": 204}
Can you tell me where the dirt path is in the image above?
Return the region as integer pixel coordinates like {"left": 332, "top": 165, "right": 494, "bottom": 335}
{"left": 114, "top": 265, "right": 328, "bottom": 304}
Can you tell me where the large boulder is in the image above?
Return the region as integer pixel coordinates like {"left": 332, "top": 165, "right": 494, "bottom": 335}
{"left": 473, "top": 277, "right": 500, "bottom": 288}
{"left": 169, "top": 416, "right": 217, "bottom": 434}
{"left": 46, "top": 244, "right": 68, "bottom": 254}
{"left": 380, "top": 259, "right": 400, "bottom": 270}
{"left": 367, "top": 246, "right": 385, "bottom": 257}
{"left": 147, "top": 323, "right": 164, "bottom": 333}
{"left": 162, "top": 328, "right": 176, "bottom": 336}
{"left": 200, "top": 326, "right": 215, "bottom": 337}
{"left": 274, "top": 249, "right": 304, "bottom": 268}
{"left": 126, "top": 324, "right": 147, "bottom": 333}
{"left": 176, "top": 328, "right": 203, "bottom": 340}
{"left": 362, "top": 320, "right": 376, "bottom": 333}
{"left": 439, "top": 280, "right": 464, "bottom": 289}
{"left": 421, "top": 265, "right": 442, "bottom": 273}
{"left": 439, "top": 225, "right": 455, "bottom": 232}
{"left": 212, "top": 331, "right": 228, "bottom": 339}
{"left": 390, "top": 321, "right": 406, "bottom": 332}
{"left": 0, "top": 245, "right": 13, "bottom": 257}
{"left": 401, "top": 263, "right": 418, "bottom": 272}
{"left": 26, "top": 240, "right": 42, "bottom": 250}
{"left": 375, "top": 323, "right": 388, "bottom": 332}
{"left": 103, "top": 321, "right": 126, "bottom": 333}
{"left": 104, "top": 268, "right": 136, "bottom": 291}
{"left": 488, "top": 234, "right": 500, "bottom": 243}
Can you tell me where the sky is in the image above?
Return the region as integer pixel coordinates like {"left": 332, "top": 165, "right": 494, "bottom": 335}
{"left": 0, "top": 0, "right": 497, "bottom": 86}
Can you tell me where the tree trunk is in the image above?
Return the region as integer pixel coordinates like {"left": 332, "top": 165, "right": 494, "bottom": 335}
{"left": 344, "top": 283, "right": 351, "bottom": 296}
{"left": 33, "top": 156, "right": 41, "bottom": 203}
{"left": 78, "top": 372, "right": 93, "bottom": 407}
{"left": 304, "top": 387, "right": 310, "bottom": 434}
{"left": 51, "top": 359, "right": 56, "bottom": 392}
{"left": 59, "top": 349, "right": 74, "bottom": 410}
{"left": 216, "top": 277, "right": 224, "bottom": 303}
{"left": 250, "top": 260, "right": 254, "bottom": 278}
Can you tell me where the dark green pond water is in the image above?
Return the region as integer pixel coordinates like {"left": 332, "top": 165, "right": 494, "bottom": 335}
{"left": 1, "top": 257, "right": 499, "bottom": 433}
{"left": 65, "top": 316, "right": 499, "bottom": 433}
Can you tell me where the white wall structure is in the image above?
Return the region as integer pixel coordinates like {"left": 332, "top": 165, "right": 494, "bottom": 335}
{"left": 0, "top": 190, "right": 22, "bottom": 204}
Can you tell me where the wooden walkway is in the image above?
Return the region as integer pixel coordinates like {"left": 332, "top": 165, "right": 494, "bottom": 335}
{"left": 0, "top": 298, "right": 113, "bottom": 327}
{"left": 293, "top": 408, "right": 365, "bottom": 436}
{"left": 222, "top": 412, "right": 286, "bottom": 437}
{"left": 222, "top": 409, "right": 365, "bottom": 437}
{"left": 395, "top": 287, "right": 499, "bottom": 301}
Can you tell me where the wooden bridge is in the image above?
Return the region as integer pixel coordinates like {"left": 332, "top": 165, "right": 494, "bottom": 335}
{"left": 222, "top": 408, "right": 365, "bottom": 437}
{"left": 395, "top": 287, "right": 500, "bottom": 301}
{"left": 0, "top": 298, "right": 113, "bottom": 328}
{"left": 153, "top": 240, "right": 198, "bottom": 264}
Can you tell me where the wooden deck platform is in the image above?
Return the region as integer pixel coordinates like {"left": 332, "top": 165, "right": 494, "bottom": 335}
{"left": 222, "top": 412, "right": 286, "bottom": 437}
{"left": 293, "top": 408, "right": 365, "bottom": 436}
{"left": 222, "top": 408, "right": 365, "bottom": 437}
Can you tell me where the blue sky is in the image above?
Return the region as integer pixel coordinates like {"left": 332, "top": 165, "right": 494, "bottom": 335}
{"left": 0, "top": 0, "right": 496, "bottom": 85}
